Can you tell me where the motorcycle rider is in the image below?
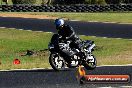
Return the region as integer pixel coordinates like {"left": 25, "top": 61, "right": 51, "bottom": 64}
{"left": 54, "top": 19, "right": 83, "bottom": 57}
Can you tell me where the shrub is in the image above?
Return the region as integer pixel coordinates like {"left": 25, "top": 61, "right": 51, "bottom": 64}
{"left": 96, "top": 0, "right": 106, "bottom": 4}
{"left": 85, "top": 0, "right": 91, "bottom": 4}
{"left": 42, "top": 0, "right": 48, "bottom": 4}
{"left": 85, "top": 0, "right": 106, "bottom": 5}
{"left": 105, "top": 0, "right": 123, "bottom": 4}
{"left": 12, "top": 0, "right": 36, "bottom": 4}
{"left": 41, "top": 0, "right": 55, "bottom": 5}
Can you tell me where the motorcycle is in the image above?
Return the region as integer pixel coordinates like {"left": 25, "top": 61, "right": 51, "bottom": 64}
{"left": 48, "top": 34, "right": 97, "bottom": 71}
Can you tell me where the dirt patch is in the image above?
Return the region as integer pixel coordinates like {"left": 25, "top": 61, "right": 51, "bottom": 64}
{"left": 19, "top": 49, "right": 49, "bottom": 57}
{"left": 0, "top": 13, "right": 58, "bottom": 19}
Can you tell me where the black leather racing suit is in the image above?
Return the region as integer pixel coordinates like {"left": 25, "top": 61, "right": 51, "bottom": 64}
{"left": 57, "top": 25, "right": 82, "bottom": 56}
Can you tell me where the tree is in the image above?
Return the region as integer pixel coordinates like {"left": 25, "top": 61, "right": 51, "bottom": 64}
{"left": 123, "top": 0, "right": 132, "bottom": 3}
{"left": 96, "top": 0, "right": 106, "bottom": 4}
{"left": 42, "top": 0, "right": 55, "bottom": 4}
{"left": 12, "top": 0, "right": 36, "bottom": 4}
{"left": 47, "top": 0, "right": 51, "bottom": 4}
{"left": 53, "top": 0, "right": 85, "bottom": 4}
{"left": 2, "top": 0, "right": 8, "bottom": 5}
{"left": 105, "top": 0, "right": 123, "bottom": 4}
{"left": 85, "top": 0, "right": 106, "bottom": 4}
{"left": 42, "top": 0, "right": 48, "bottom": 4}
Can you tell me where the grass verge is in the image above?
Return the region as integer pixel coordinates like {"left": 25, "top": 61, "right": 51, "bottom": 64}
{"left": 0, "top": 28, "right": 132, "bottom": 70}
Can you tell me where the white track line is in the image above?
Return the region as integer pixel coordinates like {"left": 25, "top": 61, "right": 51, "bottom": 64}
{"left": 97, "top": 87, "right": 116, "bottom": 88}
{"left": 97, "top": 64, "right": 132, "bottom": 67}
{"left": 26, "top": 30, "right": 32, "bottom": 31}
{"left": 0, "top": 68, "right": 46, "bottom": 72}
{"left": 120, "top": 86, "right": 132, "bottom": 88}
{"left": 0, "top": 64, "right": 132, "bottom": 71}
{"left": 0, "top": 27, "right": 132, "bottom": 40}
{"left": 70, "top": 20, "right": 132, "bottom": 25}
{"left": 35, "top": 31, "right": 43, "bottom": 32}
{"left": 8, "top": 28, "right": 16, "bottom": 29}
{"left": 45, "top": 32, "right": 53, "bottom": 33}
{"left": 98, "top": 86, "right": 132, "bottom": 88}
{"left": 0, "top": 27, "right": 6, "bottom": 28}
{"left": 103, "top": 37, "right": 107, "bottom": 38}
{"left": 0, "top": 27, "right": 54, "bottom": 34}
{"left": 70, "top": 20, "right": 80, "bottom": 21}
{"left": 18, "top": 29, "right": 24, "bottom": 30}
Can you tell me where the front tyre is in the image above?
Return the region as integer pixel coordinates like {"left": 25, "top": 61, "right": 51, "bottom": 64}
{"left": 83, "top": 55, "right": 97, "bottom": 70}
{"left": 49, "top": 53, "right": 65, "bottom": 71}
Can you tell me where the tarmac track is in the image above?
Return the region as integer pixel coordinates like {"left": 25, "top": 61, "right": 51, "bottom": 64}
{"left": 0, "top": 17, "right": 132, "bottom": 38}
{"left": 0, "top": 66, "right": 132, "bottom": 88}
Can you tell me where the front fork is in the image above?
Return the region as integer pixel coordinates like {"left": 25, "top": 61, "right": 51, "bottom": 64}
{"left": 81, "top": 51, "right": 94, "bottom": 63}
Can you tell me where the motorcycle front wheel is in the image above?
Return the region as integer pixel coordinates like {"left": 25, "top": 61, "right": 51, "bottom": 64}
{"left": 49, "top": 53, "right": 66, "bottom": 71}
{"left": 83, "top": 55, "right": 97, "bottom": 70}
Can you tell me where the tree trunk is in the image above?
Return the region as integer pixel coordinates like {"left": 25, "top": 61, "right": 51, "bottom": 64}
{"left": 47, "top": 0, "right": 51, "bottom": 4}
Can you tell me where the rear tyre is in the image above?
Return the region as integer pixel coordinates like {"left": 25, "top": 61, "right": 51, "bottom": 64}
{"left": 49, "top": 53, "right": 66, "bottom": 71}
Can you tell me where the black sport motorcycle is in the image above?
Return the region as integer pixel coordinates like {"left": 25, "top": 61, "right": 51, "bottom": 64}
{"left": 48, "top": 34, "right": 97, "bottom": 71}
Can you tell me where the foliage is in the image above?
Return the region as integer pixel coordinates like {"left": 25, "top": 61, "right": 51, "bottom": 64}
{"left": 12, "top": 0, "right": 36, "bottom": 4}
{"left": 85, "top": 0, "right": 106, "bottom": 4}
{"left": 41, "top": 0, "right": 55, "bottom": 5}
{"left": 105, "top": 0, "right": 123, "bottom": 4}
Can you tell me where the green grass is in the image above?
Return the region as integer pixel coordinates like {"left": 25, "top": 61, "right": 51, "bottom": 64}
{"left": 10, "top": 12, "right": 132, "bottom": 23}
{"left": 0, "top": 28, "right": 132, "bottom": 70}
{"left": 0, "top": 28, "right": 52, "bottom": 70}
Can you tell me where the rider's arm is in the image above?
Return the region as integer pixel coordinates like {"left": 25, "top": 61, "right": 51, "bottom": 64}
{"left": 65, "top": 25, "right": 75, "bottom": 40}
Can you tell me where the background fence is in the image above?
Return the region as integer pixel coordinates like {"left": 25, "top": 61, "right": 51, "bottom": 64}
{"left": 0, "top": 4, "right": 132, "bottom": 12}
